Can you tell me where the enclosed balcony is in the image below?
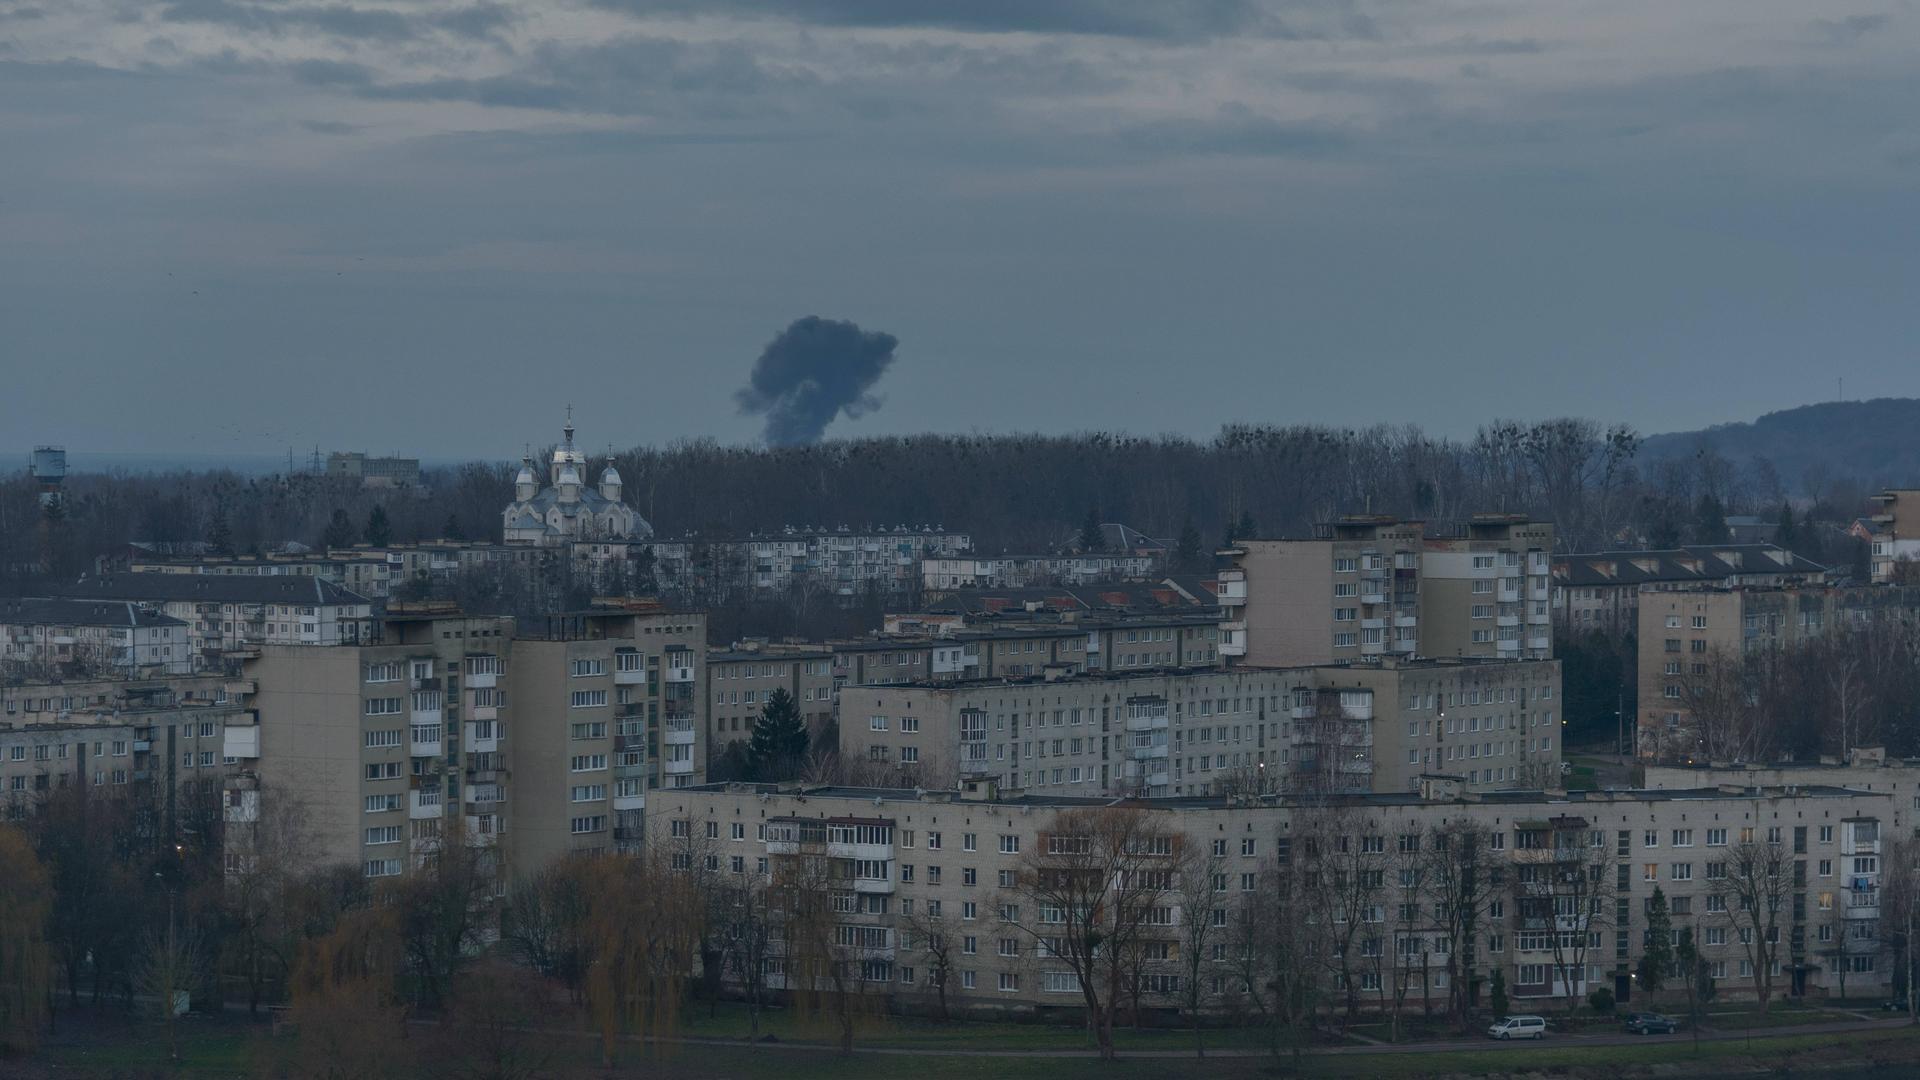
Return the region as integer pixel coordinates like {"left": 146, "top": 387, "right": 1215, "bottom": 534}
{"left": 665, "top": 756, "right": 695, "bottom": 775}
{"left": 663, "top": 720, "right": 696, "bottom": 746}
{"left": 409, "top": 789, "right": 444, "bottom": 820}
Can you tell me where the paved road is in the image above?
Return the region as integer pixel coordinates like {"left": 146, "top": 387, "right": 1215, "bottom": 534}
{"left": 603, "top": 1014, "right": 1916, "bottom": 1059}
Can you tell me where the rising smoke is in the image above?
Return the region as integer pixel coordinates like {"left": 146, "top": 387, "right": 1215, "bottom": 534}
{"left": 734, "top": 316, "right": 900, "bottom": 446}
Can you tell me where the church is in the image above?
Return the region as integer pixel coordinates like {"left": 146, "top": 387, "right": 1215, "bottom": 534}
{"left": 502, "top": 418, "right": 652, "bottom": 547}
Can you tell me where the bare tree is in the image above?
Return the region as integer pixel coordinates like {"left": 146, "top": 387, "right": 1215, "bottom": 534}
{"left": 897, "top": 896, "right": 956, "bottom": 1020}
{"left": 1423, "top": 820, "right": 1500, "bottom": 1031}
{"left": 1169, "top": 837, "right": 1228, "bottom": 1055}
{"left": 1006, "top": 806, "right": 1176, "bottom": 1059}
{"left": 499, "top": 860, "right": 590, "bottom": 1000}
{"left": 1510, "top": 816, "right": 1614, "bottom": 1015}
{"left": 1720, "top": 830, "right": 1793, "bottom": 1013}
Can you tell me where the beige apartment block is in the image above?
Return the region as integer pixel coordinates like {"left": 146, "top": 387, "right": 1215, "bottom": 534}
{"left": 1418, "top": 516, "right": 1554, "bottom": 661}
{"left": 510, "top": 608, "right": 706, "bottom": 866}
{"left": 838, "top": 657, "right": 1560, "bottom": 799}
{"left": 708, "top": 646, "right": 837, "bottom": 757}
{"left": 1868, "top": 489, "right": 1920, "bottom": 582}
{"left": 1217, "top": 517, "right": 1424, "bottom": 667}
{"left": 1, "top": 697, "right": 242, "bottom": 830}
{"left": 1635, "top": 586, "right": 1920, "bottom": 758}
{"left": 650, "top": 780, "right": 1891, "bottom": 1016}
{"left": 233, "top": 609, "right": 514, "bottom": 878}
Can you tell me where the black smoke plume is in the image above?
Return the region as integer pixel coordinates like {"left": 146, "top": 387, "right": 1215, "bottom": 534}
{"left": 734, "top": 316, "right": 899, "bottom": 446}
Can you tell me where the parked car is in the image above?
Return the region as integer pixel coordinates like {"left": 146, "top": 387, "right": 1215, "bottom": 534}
{"left": 1624, "top": 1012, "right": 1678, "bottom": 1034}
{"left": 1487, "top": 1015, "right": 1548, "bottom": 1040}
{"left": 1881, "top": 997, "right": 1910, "bottom": 1012}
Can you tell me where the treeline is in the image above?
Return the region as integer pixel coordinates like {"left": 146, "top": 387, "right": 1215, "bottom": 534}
{"left": 1, "top": 419, "right": 1893, "bottom": 583}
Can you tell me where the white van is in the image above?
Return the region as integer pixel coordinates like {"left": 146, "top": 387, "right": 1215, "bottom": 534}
{"left": 1487, "top": 1015, "right": 1547, "bottom": 1040}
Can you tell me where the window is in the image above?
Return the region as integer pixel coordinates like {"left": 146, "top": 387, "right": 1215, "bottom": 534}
{"left": 570, "top": 816, "right": 607, "bottom": 834}
{"left": 365, "top": 826, "right": 401, "bottom": 845}
{"left": 364, "top": 794, "right": 401, "bottom": 813}
{"left": 999, "top": 835, "right": 1020, "bottom": 854}
{"left": 365, "top": 698, "right": 403, "bottom": 716}
{"left": 570, "top": 721, "right": 608, "bottom": 740}
{"left": 569, "top": 658, "right": 605, "bottom": 677}
{"left": 570, "top": 754, "right": 608, "bottom": 772}
{"left": 364, "top": 729, "right": 402, "bottom": 749}
{"left": 569, "top": 690, "right": 608, "bottom": 708}
{"left": 364, "top": 762, "right": 402, "bottom": 781}
{"left": 569, "top": 785, "right": 607, "bottom": 802}
{"left": 364, "top": 859, "right": 402, "bottom": 878}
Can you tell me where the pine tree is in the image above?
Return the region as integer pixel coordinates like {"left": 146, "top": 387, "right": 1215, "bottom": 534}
{"left": 1173, "top": 520, "right": 1204, "bottom": 573}
{"left": 321, "top": 509, "right": 356, "bottom": 550}
{"left": 1689, "top": 494, "right": 1726, "bottom": 545}
{"left": 1489, "top": 968, "right": 1509, "bottom": 1020}
{"left": 364, "top": 505, "right": 393, "bottom": 547}
{"left": 747, "top": 688, "right": 808, "bottom": 779}
{"left": 1638, "top": 886, "right": 1673, "bottom": 991}
{"left": 206, "top": 510, "right": 234, "bottom": 556}
{"left": 442, "top": 513, "right": 465, "bottom": 542}
{"left": 1772, "top": 502, "right": 1797, "bottom": 554}
{"left": 1078, "top": 508, "right": 1104, "bottom": 553}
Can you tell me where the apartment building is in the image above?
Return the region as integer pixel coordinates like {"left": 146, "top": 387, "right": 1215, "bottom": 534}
{"left": 0, "top": 598, "right": 192, "bottom": 676}
{"left": 1417, "top": 516, "right": 1554, "bottom": 660}
{"left": 2, "top": 673, "right": 231, "bottom": 719}
{"left": 1635, "top": 586, "right": 1920, "bottom": 756}
{"left": 838, "top": 657, "right": 1561, "bottom": 799}
{"left": 34, "top": 573, "right": 374, "bottom": 671}
{"left": 325, "top": 451, "right": 421, "bottom": 487}
{"left": 921, "top": 552, "right": 1163, "bottom": 591}
{"left": 228, "top": 608, "right": 514, "bottom": 876}
{"left": 224, "top": 600, "right": 710, "bottom": 881}
{"left": 652, "top": 780, "right": 1891, "bottom": 1016}
{"left": 1553, "top": 545, "right": 1826, "bottom": 636}
{"left": 1867, "top": 489, "right": 1920, "bottom": 583}
{"left": 655, "top": 526, "right": 972, "bottom": 598}
{"left": 1, "top": 693, "right": 243, "bottom": 832}
{"left": 488, "top": 607, "right": 706, "bottom": 867}
{"left": 709, "top": 646, "right": 836, "bottom": 755}
{"left": 1216, "top": 517, "right": 1423, "bottom": 666}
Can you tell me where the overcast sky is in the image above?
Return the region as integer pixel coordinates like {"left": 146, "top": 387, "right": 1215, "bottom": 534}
{"left": 3, "top": 0, "right": 1917, "bottom": 460}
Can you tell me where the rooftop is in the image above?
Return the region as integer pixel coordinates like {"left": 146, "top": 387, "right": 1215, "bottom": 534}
{"left": 0, "top": 597, "right": 188, "bottom": 629}
{"left": 24, "top": 573, "right": 370, "bottom": 608}
{"left": 1553, "top": 544, "right": 1826, "bottom": 586}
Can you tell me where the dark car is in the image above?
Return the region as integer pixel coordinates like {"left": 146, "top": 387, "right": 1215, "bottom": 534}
{"left": 1881, "top": 998, "right": 1910, "bottom": 1012}
{"left": 1624, "top": 1012, "right": 1678, "bottom": 1034}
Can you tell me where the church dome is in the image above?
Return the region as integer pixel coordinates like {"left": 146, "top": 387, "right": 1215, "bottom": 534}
{"left": 600, "top": 463, "right": 623, "bottom": 486}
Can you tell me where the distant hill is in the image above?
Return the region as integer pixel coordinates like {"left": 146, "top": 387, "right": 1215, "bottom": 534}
{"left": 1640, "top": 397, "right": 1920, "bottom": 493}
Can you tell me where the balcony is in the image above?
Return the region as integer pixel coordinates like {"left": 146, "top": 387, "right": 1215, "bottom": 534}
{"left": 1360, "top": 589, "right": 1387, "bottom": 606}
{"left": 665, "top": 756, "right": 695, "bottom": 775}
{"left": 469, "top": 703, "right": 498, "bottom": 722}
{"left": 852, "top": 876, "right": 895, "bottom": 895}
{"left": 664, "top": 721, "right": 696, "bottom": 746}
{"left": 1498, "top": 587, "right": 1522, "bottom": 604}
{"left": 1130, "top": 743, "right": 1169, "bottom": 760}
{"left": 1497, "top": 614, "right": 1521, "bottom": 628}
{"left": 1395, "top": 614, "right": 1418, "bottom": 628}
{"left": 1216, "top": 572, "right": 1247, "bottom": 606}
{"left": 827, "top": 840, "right": 896, "bottom": 862}
{"left": 614, "top": 664, "right": 647, "bottom": 686}
{"left": 223, "top": 726, "right": 260, "bottom": 760}
{"left": 410, "top": 725, "right": 443, "bottom": 756}
{"left": 464, "top": 669, "right": 496, "bottom": 689}
{"left": 224, "top": 679, "right": 256, "bottom": 696}
{"left": 1124, "top": 711, "right": 1169, "bottom": 733}
{"left": 613, "top": 790, "right": 645, "bottom": 812}
{"left": 410, "top": 790, "right": 444, "bottom": 820}
{"left": 665, "top": 660, "right": 695, "bottom": 683}
{"left": 1218, "top": 621, "right": 1246, "bottom": 656}
{"left": 1527, "top": 636, "right": 1550, "bottom": 652}
{"left": 1361, "top": 617, "right": 1386, "bottom": 630}
{"left": 411, "top": 705, "right": 443, "bottom": 727}
{"left": 463, "top": 819, "right": 501, "bottom": 846}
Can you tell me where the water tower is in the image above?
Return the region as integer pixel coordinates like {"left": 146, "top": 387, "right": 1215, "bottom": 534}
{"left": 29, "top": 446, "right": 66, "bottom": 508}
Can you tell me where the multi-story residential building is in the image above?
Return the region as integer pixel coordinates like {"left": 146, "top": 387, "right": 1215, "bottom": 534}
{"left": 1867, "top": 489, "right": 1920, "bottom": 583}
{"left": 708, "top": 646, "right": 837, "bottom": 756}
{"left": 508, "top": 607, "right": 707, "bottom": 864}
{"left": 921, "top": 551, "right": 1164, "bottom": 591}
{"left": 0, "top": 598, "right": 192, "bottom": 676}
{"left": 1418, "top": 516, "right": 1554, "bottom": 660}
{"left": 1216, "top": 517, "right": 1424, "bottom": 666}
{"left": 655, "top": 526, "right": 972, "bottom": 598}
{"left": 1635, "top": 585, "right": 1920, "bottom": 756}
{"left": 32, "top": 573, "right": 374, "bottom": 672}
{"left": 651, "top": 779, "right": 1890, "bottom": 1015}
{"left": 1553, "top": 544, "right": 1826, "bottom": 636}
{"left": 1, "top": 692, "right": 243, "bottom": 833}
{"left": 224, "top": 599, "right": 711, "bottom": 880}
{"left": 325, "top": 451, "right": 421, "bottom": 487}
{"left": 838, "top": 657, "right": 1560, "bottom": 798}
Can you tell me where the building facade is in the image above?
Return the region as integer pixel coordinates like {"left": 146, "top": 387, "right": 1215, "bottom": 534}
{"left": 650, "top": 780, "right": 1892, "bottom": 1017}
{"left": 1553, "top": 545, "right": 1827, "bottom": 637}
{"left": 0, "top": 598, "right": 192, "bottom": 677}
{"left": 1417, "top": 517, "right": 1554, "bottom": 661}
{"left": 1216, "top": 518, "right": 1425, "bottom": 667}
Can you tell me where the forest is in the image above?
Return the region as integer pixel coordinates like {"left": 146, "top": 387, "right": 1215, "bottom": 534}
{"left": 1, "top": 418, "right": 1890, "bottom": 583}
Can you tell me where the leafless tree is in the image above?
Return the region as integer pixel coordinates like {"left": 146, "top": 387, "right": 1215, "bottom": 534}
{"left": 1720, "top": 830, "right": 1794, "bottom": 1012}
{"left": 1423, "top": 820, "right": 1501, "bottom": 1031}
{"left": 897, "top": 896, "right": 956, "bottom": 1020}
{"left": 1006, "top": 806, "right": 1177, "bottom": 1059}
{"left": 1168, "top": 837, "right": 1228, "bottom": 1055}
{"left": 1510, "top": 816, "right": 1614, "bottom": 1015}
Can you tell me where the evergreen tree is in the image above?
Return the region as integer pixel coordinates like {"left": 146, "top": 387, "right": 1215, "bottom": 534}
{"left": 442, "top": 513, "right": 465, "bottom": 542}
{"left": 1638, "top": 886, "right": 1673, "bottom": 991}
{"left": 364, "top": 505, "right": 393, "bottom": 548}
{"left": 321, "top": 509, "right": 356, "bottom": 550}
{"left": 1078, "top": 508, "right": 1104, "bottom": 553}
{"left": 747, "top": 688, "right": 808, "bottom": 779}
{"left": 206, "top": 509, "right": 234, "bottom": 556}
{"left": 1799, "top": 508, "right": 1826, "bottom": 565}
{"left": 1173, "top": 520, "right": 1204, "bottom": 573}
{"left": 1489, "top": 968, "right": 1509, "bottom": 1019}
{"left": 1772, "top": 503, "right": 1797, "bottom": 554}
{"left": 1688, "top": 494, "right": 1727, "bottom": 545}
{"left": 1644, "top": 498, "right": 1683, "bottom": 548}
{"left": 1235, "top": 510, "right": 1256, "bottom": 542}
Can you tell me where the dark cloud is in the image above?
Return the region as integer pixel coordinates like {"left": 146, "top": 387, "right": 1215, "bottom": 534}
{"left": 735, "top": 317, "right": 900, "bottom": 446}
{"left": 592, "top": 0, "right": 1375, "bottom": 41}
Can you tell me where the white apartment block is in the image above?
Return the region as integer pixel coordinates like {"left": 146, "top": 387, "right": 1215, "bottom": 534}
{"left": 652, "top": 780, "right": 1893, "bottom": 1017}
{"left": 922, "top": 552, "right": 1163, "bottom": 591}
{"left": 654, "top": 526, "right": 971, "bottom": 597}
{"left": 37, "top": 573, "right": 374, "bottom": 672}
{"left": 838, "top": 657, "right": 1561, "bottom": 799}
{"left": 0, "top": 598, "right": 192, "bottom": 676}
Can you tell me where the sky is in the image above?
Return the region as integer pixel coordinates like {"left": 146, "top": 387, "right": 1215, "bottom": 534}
{"left": 2, "top": 0, "right": 1918, "bottom": 460}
